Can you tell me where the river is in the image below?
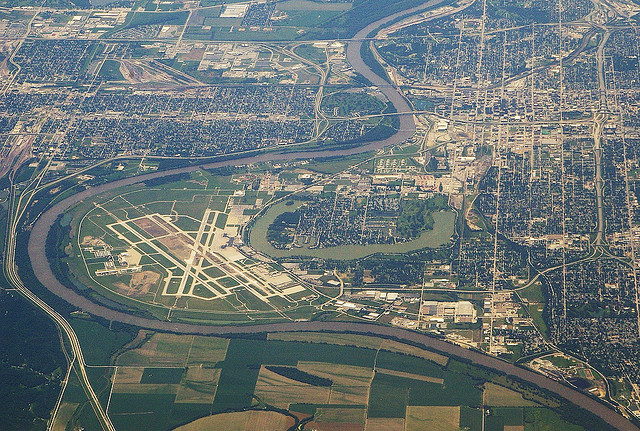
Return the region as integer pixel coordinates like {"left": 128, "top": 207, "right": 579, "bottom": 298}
{"left": 249, "top": 200, "right": 455, "bottom": 259}
{"left": 23, "top": 0, "right": 640, "bottom": 429}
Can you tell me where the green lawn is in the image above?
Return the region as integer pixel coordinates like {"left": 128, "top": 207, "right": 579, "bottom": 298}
{"left": 98, "top": 59, "right": 123, "bottom": 81}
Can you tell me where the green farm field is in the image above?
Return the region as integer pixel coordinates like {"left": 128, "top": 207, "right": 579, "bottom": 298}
{"left": 56, "top": 328, "right": 610, "bottom": 431}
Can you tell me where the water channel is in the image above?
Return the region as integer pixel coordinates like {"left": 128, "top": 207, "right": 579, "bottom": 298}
{"left": 249, "top": 200, "right": 456, "bottom": 259}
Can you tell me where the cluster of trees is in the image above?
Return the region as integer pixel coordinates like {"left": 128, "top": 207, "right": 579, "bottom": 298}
{"left": 396, "top": 194, "right": 448, "bottom": 238}
{"left": 265, "top": 366, "right": 332, "bottom": 387}
{"left": 267, "top": 209, "right": 300, "bottom": 248}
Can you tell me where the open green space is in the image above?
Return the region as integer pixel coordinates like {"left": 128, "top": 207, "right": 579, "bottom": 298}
{"left": 41, "top": 310, "right": 619, "bottom": 431}
{"left": 141, "top": 367, "right": 185, "bottom": 384}
{"left": 321, "top": 90, "right": 387, "bottom": 117}
{"left": 182, "top": 0, "right": 454, "bottom": 41}
{"left": 98, "top": 59, "right": 124, "bottom": 81}
{"left": 126, "top": 11, "right": 188, "bottom": 28}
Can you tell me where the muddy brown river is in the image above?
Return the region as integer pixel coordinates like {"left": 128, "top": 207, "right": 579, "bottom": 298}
{"left": 25, "top": 0, "right": 640, "bottom": 428}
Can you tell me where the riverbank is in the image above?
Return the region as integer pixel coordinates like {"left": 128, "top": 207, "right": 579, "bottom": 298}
{"left": 20, "top": 0, "right": 640, "bottom": 428}
{"left": 249, "top": 200, "right": 455, "bottom": 259}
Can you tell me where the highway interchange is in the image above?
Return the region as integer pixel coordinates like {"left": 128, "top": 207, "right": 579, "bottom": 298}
{"left": 4, "top": 0, "right": 640, "bottom": 430}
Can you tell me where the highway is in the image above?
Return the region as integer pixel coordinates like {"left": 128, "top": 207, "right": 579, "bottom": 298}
{"left": 593, "top": 114, "right": 606, "bottom": 246}
{"left": 344, "top": 0, "right": 454, "bottom": 144}
{"left": 5, "top": 177, "right": 116, "bottom": 431}
{"left": 7, "top": 2, "right": 430, "bottom": 430}
{"left": 10, "top": 1, "right": 640, "bottom": 431}
{"left": 592, "top": 25, "right": 610, "bottom": 247}
{"left": 24, "top": 119, "right": 640, "bottom": 431}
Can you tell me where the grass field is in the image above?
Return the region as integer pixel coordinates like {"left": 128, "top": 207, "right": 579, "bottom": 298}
{"left": 405, "top": 406, "right": 460, "bottom": 431}
{"left": 174, "top": 410, "right": 293, "bottom": 431}
{"left": 298, "top": 362, "right": 373, "bottom": 387}
{"left": 98, "top": 59, "right": 124, "bottom": 81}
{"left": 175, "top": 366, "right": 220, "bottom": 404}
{"left": 375, "top": 350, "right": 447, "bottom": 380}
{"left": 126, "top": 11, "right": 189, "bottom": 28}
{"left": 108, "top": 357, "right": 220, "bottom": 431}
{"left": 518, "top": 281, "right": 545, "bottom": 303}
{"left": 484, "top": 383, "right": 540, "bottom": 407}
{"left": 368, "top": 372, "right": 410, "bottom": 418}
{"left": 117, "top": 333, "right": 193, "bottom": 366}
{"left": 364, "top": 417, "right": 404, "bottom": 431}
{"left": 141, "top": 367, "right": 184, "bottom": 384}
{"left": 186, "top": 336, "right": 229, "bottom": 366}
{"left": 460, "top": 406, "right": 483, "bottom": 430}
{"left": 315, "top": 406, "right": 366, "bottom": 423}
{"left": 254, "top": 366, "right": 331, "bottom": 408}
{"left": 544, "top": 354, "right": 576, "bottom": 369}
{"left": 330, "top": 385, "right": 371, "bottom": 405}
{"left": 113, "top": 366, "right": 144, "bottom": 385}
{"left": 376, "top": 368, "right": 444, "bottom": 384}
{"left": 58, "top": 326, "right": 603, "bottom": 431}
{"left": 267, "top": 332, "right": 448, "bottom": 365}
{"left": 51, "top": 402, "right": 79, "bottom": 431}
{"left": 298, "top": 361, "right": 372, "bottom": 405}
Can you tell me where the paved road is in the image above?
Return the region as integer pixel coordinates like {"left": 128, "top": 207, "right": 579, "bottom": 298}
{"left": 593, "top": 115, "right": 605, "bottom": 245}
{"left": 345, "top": 2, "right": 419, "bottom": 138}
{"left": 8, "top": 187, "right": 116, "bottom": 431}
{"left": 22, "top": 1, "right": 640, "bottom": 429}
{"left": 344, "top": 0, "right": 456, "bottom": 142}
{"left": 26, "top": 141, "right": 640, "bottom": 431}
